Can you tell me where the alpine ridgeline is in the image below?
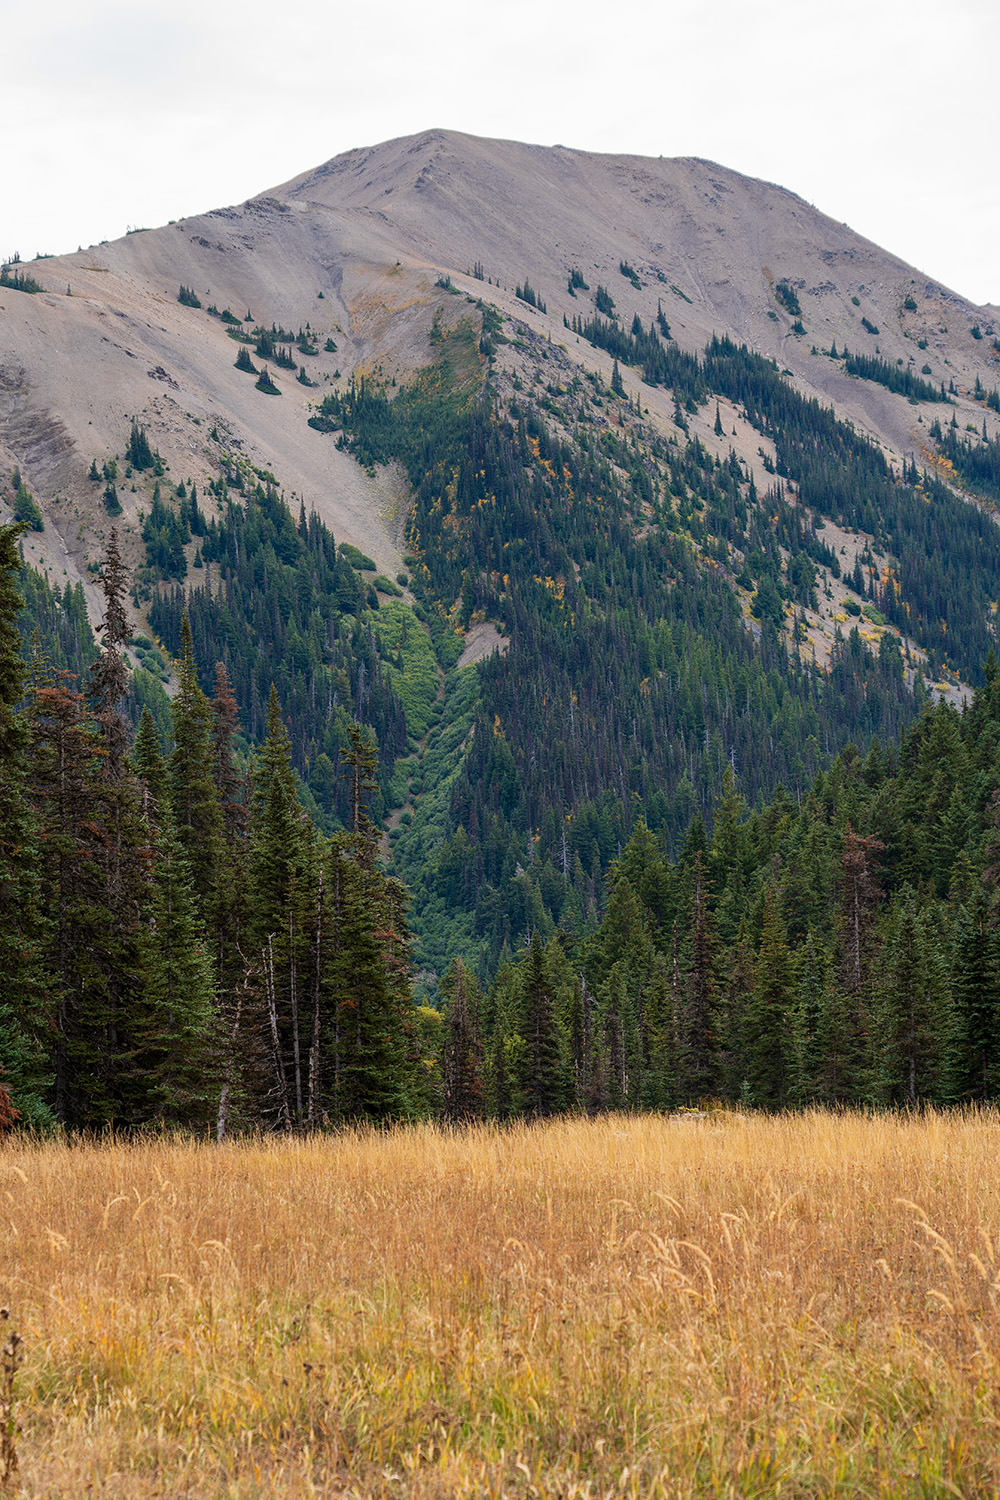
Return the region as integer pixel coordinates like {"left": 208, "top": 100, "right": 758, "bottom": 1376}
{"left": 3, "top": 127, "right": 1000, "bottom": 996}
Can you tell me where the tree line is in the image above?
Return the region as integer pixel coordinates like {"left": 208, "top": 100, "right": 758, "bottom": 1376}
{"left": 0, "top": 522, "right": 428, "bottom": 1133}
{"left": 4, "top": 515, "right": 1000, "bottom": 1129}
{"left": 442, "top": 664, "right": 1000, "bottom": 1118}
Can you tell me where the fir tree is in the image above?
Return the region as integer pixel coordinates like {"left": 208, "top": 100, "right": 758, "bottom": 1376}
{"left": 30, "top": 671, "right": 118, "bottom": 1126}
{"left": 744, "top": 887, "right": 794, "bottom": 1108}
{"left": 207, "top": 661, "right": 252, "bottom": 1123}
{"left": 0, "top": 522, "right": 52, "bottom": 1126}
{"left": 675, "top": 852, "right": 717, "bottom": 1102}
{"left": 950, "top": 890, "right": 1000, "bottom": 1101}
{"left": 327, "top": 833, "right": 414, "bottom": 1123}
{"left": 835, "top": 826, "right": 884, "bottom": 1084}
{"left": 341, "top": 720, "right": 380, "bottom": 869}
{"left": 168, "top": 614, "right": 224, "bottom": 900}
{"left": 131, "top": 707, "right": 166, "bottom": 823}
{"left": 135, "top": 805, "right": 218, "bottom": 1125}
{"left": 873, "top": 892, "right": 954, "bottom": 1105}
{"left": 440, "top": 956, "right": 484, "bottom": 1121}
{"left": 85, "top": 529, "right": 146, "bottom": 1105}
{"left": 248, "top": 686, "right": 310, "bottom": 1127}
{"left": 517, "top": 932, "right": 568, "bottom": 1116}
{"left": 126, "top": 418, "right": 155, "bottom": 472}
{"left": 210, "top": 662, "right": 246, "bottom": 841}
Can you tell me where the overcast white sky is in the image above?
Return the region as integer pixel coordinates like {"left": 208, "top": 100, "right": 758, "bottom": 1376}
{"left": 4, "top": 0, "right": 998, "bottom": 305}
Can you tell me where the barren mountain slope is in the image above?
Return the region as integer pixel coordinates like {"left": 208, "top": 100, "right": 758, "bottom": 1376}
{"left": 1, "top": 128, "right": 997, "bottom": 615}
{"left": 279, "top": 129, "right": 997, "bottom": 448}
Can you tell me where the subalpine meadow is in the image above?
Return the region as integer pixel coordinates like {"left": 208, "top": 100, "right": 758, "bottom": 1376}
{"left": 3, "top": 1109, "right": 1000, "bottom": 1497}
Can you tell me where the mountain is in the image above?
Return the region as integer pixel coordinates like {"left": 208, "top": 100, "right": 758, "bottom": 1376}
{"left": 3, "top": 130, "right": 997, "bottom": 598}
{"left": 3, "top": 129, "right": 1000, "bottom": 980}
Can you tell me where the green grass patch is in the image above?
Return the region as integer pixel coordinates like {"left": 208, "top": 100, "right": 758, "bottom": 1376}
{"left": 371, "top": 601, "right": 440, "bottom": 739}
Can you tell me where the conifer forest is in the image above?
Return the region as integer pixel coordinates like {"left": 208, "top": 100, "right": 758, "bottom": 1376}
{"left": 4, "top": 291, "right": 1000, "bottom": 1136}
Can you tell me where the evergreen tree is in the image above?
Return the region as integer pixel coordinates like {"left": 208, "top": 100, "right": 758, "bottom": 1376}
{"left": 326, "top": 833, "right": 414, "bottom": 1122}
{"left": 131, "top": 707, "right": 167, "bottom": 823}
{"left": 675, "top": 852, "right": 717, "bottom": 1102}
{"left": 440, "top": 956, "right": 484, "bottom": 1121}
{"left": 950, "top": 890, "right": 1000, "bottom": 1101}
{"left": 873, "top": 892, "right": 954, "bottom": 1105}
{"left": 709, "top": 769, "right": 750, "bottom": 945}
{"left": 86, "top": 529, "right": 147, "bottom": 1098}
{"left": 210, "top": 662, "right": 246, "bottom": 841}
{"left": 743, "top": 887, "right": 794, "bottom": 1108}
{"left": 126, "top": 418, "right": 155, "bottom": 471}
{"left": 834, "top": 826, "right": 884, "bottom": 1089}
{"left": 517, "top": 932, "right": 569, "bottom": 1116}
{"left": 248, "top": 686, "right": 310, "bottom": 1127}
{"left": 714, "top": 919, "right": 754, "bottom": 1101}
{"left": 30, "top": 670, "right": 117, "bottom": 1126}
{"left": 168, "top": 614, "right": 224, "bottom": 899}
{"left": 0, "top": 522, "right": 52, "bottom": 1126}
{"left": 789, "top": 929, "right": 836, "bottom": 1104}
{"left": 135, "top": 805, "right": 218, "bottom": 1125}
{"left": 341, "top": 720, "right": 380, "bottom": 869}
{"left": 207, "top": 661, "right": 253, "bottom": 1128}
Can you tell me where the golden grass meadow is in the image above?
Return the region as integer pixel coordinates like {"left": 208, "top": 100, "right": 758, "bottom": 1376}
{"left": 3, "top": 1111, "right": 1000, "bottom": 1497}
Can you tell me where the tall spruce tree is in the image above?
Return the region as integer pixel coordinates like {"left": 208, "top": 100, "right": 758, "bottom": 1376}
{"left": 834, "top": 827, "right": 884, "bottom": 1094}
{"left": 210, "top": 662, "right": 246, "bottom": 842}
{"left": 675, "top": 852, "right": 717, "bottom": 1102}
{"left": 136, "top": 804, "right": 218, "bottom": 1125}
{"left": 207, "top": 660, "right": 253, "bottom": 1127}
{"left": 326, "top": 833, "right": 414, "bottom": 1122}
{"left": 0, "top": 522, "right": 52, "bottom": 1126}
{"left": 873, "top": 892, "right": 954, "bottom": 1105}
{"left": 248, "top": 686, "right": 310, "bottom": 1127}
{"left": 132, "top": 707, "right": 167, "bottom": 824}
{"left": 440, "top": 956, "right": 484, "bottom": 1121}
{"left": 30, "top": 670, "right": 117, "bottom": 1126}
{"left": 517, "top": 932, "right": 569, "bottom": 1116}
{"left": 168, "top": 614, "right": 224, "bottom": 900}
{"left": 951, "top": 889, "right": 1000, "bottom": 1100}
{"left": 743, "top": 887, "right": 794, "bottom": 1108}
{"left": 86, "top": 529, "right": 146, "bottom": 1109}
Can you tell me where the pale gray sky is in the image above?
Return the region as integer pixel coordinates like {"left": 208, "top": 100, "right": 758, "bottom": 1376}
{"left": 4, "top": 0, "right": 998, "bottom": 304}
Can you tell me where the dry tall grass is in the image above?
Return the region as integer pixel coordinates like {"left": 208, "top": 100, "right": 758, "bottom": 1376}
{"left": 3, "top": 1110, "right": 1000, "bottom": 1497}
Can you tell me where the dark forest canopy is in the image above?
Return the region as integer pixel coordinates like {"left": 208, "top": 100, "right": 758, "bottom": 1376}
{"left": 2, "top": 520, "right": 1000, "bottom": 1132}
{"left": 0, "top": 522, "right": 425, "bottom": 1134}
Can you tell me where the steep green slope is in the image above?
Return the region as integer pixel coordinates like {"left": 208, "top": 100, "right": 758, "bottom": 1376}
{"left": 15, "top": 292, "right": 1000, "bottom": 994}
{"left": 320, "top": 316, "right": 942, "bottom": 974}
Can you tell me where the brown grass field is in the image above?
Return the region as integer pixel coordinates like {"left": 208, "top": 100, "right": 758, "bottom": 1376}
{"left": 3, "top": 1110, "right": 1000, "bottom": 1497}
